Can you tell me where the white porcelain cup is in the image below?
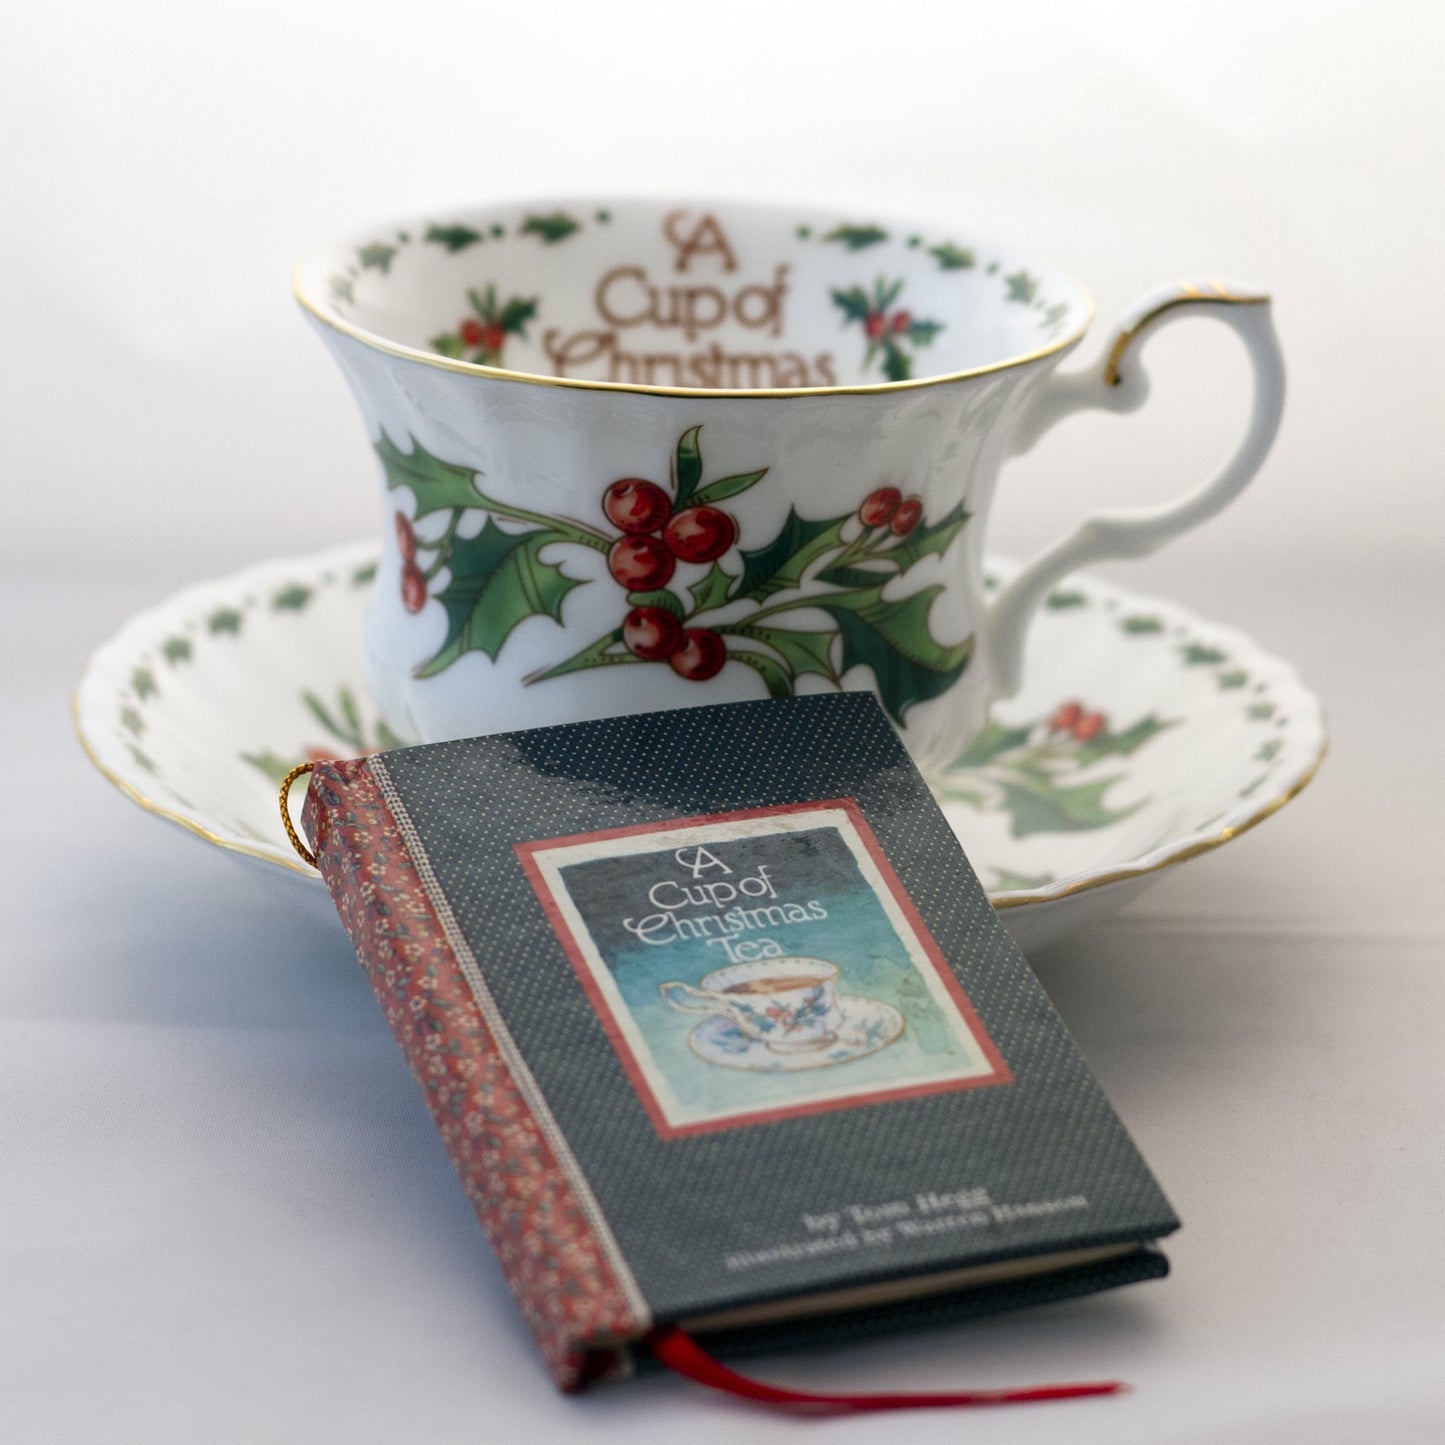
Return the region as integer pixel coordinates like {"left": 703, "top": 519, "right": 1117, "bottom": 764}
{"left": 659, "top": 958, "right": 843, "bottom": 1054}
{"left": 295, "top": 198, "right": 1284, "bottom": 773}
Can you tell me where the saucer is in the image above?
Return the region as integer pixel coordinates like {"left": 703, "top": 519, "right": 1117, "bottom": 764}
{"left": 687, "top": 996, "right": 906, "bottom": 1072}
{"left": 73, "top": 541, "right": 1325, "bottom": 953}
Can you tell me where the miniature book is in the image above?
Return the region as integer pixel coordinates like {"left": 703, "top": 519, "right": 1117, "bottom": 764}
{"left": 298, "top": 693, "right": 1177, "bottom": 1393}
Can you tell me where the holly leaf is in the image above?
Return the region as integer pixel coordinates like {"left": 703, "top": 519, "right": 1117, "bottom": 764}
{"left": 687, "top": 564, "right": 733, "bottom": 614}
{"left": 424, "top": 224, "right": 483, "bottom": 252}
{"left": 303, "top": 688, "right": 364, "bottom": 749}
{"left": 1004, "top": 270, "right": 1039, "bottom": 304}
{"left": 723, "top": 623, "right": 838, "bottom": 683}
{"left": 520, "top": 212, "right": 580, "bottom": 244}
{"left": 928, "top": 242, "right": 974, "bottom": 271}
{"left": 830, "top": 286, "right": 872, "bottom": 323}
{"left": 430, "top": 332, "right": 466, "bottom": 359}
{"left": 374, "top": 720, "right": 407, "bottom": 750}
{"left": 875, "top": 278, "right": 905, "bottom": 311}
{"left": 627, "top": 588, "right": 684, "bottom": 618}
{"left": 469, "top": 284, "right": 498, "bottom": 320}
{"left": 375, "top": 432, "right": 482, "bottom": 517}
{"left": 526, "top": 627, "right": 635, "bottom": 683}
{"left": 498, "top": 296, "right": 539, "bottom": 335}
{"left": 952, "top": 719, "right": 1032, "bottom": 768}
{"left": 416, "top": 520, "right": 581, "bottom": 676}
{"left": 729, "top": 648, "right": 793, "bottom": 699}
{"left": 733, "top": 509, "right": 848, "bottom": 601}
{"left": 692, "top": 468, "right": 767, "bottom": 507}
{"left": 881, "top": 340, "right": 912, "bottom": 382}
{"left": 1076, "top": 714, "right": 1175, "bottom": 765}
{"left": 815, "top": 585, "right": 972, "bottom": 725}
{"left": 881, "top": 501, "right": 971, "bottom": 571}
{"left": 997, "top": 774, "right": 1140, "bottom": 838}
{"left": 907, "top": 320, "right": 944, "bottom": 346}
{"left": 243, "top": 751, "right": 298, "bottom": 786}
{"left": 816, "top": 562, "right": 893, "bottom": 589}
{"left": 823, "top": 223, "right": 889, "bottom": 251}
{"left": 357, "top": 243, "right": 397, "bottom": 274}
{"left": 673, "top": 425, "right": 703, "bottom": 506}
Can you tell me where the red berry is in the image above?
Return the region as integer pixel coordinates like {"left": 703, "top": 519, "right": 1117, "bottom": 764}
{"left": 459, "top": 318, "right": 484, "bottom": 347}
{"left": 859, "top": 486, "right": 902, "bottom": 528}
{"left": 669, "top": 629, "right": 727, "bottom": 681}
{"left": 891, "top": 496, "right": 924, "bottom": 535}
{"left": 1049, "top": 701, "right": 1084, "bottom": 733}
{"left": 401, "top": 561, "right": 427, "bottom": 613}
{"left": 864, "top": 311, "right": 886, "bottom": 340}
{"left": 394, "top": 512, "right": 417, "bottom": 562}
{"left": 1073, "top": 712, "right": 1107, "bottom": 743}
{"left": 663, "top": 506, "right": 736, "bottom": 564}
{"left": 480, "top": 323, "right": 505, "bottom": 354}
{"left": 623, "top": 605, "right": 683, "bottom": 661}
{"left": 603, "top": 478, "right": 672, "bottom": 535}
{"left": 608, "top": 535, "right": 675, "bottom": 590}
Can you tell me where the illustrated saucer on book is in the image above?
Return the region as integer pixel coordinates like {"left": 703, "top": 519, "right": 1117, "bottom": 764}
{"left": 74, "top": 541, "right": 1325, "bottom": 953}
{"left": 689, "top": 996, "right": 907, "bottom": 1073}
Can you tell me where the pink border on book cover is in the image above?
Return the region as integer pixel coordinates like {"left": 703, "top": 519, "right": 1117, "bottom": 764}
{"left": 516, "top": 799, "right": 1013, "bottom": 1140}
{"left": 304, "top": 757, "right": 649, "bottom": 1390}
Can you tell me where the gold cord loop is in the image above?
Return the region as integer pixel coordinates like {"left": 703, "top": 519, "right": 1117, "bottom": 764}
{"left": 279, "top": 762, "right": 318, "bottom": 867}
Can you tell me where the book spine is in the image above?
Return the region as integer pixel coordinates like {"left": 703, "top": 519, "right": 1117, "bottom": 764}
{"left": 303, "top": 758, "right": 647, "bottom": 1390}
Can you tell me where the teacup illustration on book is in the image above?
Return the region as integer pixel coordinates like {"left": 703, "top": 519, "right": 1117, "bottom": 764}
{"left": 660, "top": 957, "right": 904, "bottom": 1072}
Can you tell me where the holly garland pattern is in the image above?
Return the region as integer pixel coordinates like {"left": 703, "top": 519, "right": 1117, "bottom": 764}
{"left": 380, "top": 427, "right": 974, "bottom": 725}
{"left": 430, "top": 283, "right": 539, "bottom": 365}
{"left": 939, "top": 701, "right": 1178, "bottom": 836}
{"left": 830, "top": 278, "right": 944, "bottom": 381}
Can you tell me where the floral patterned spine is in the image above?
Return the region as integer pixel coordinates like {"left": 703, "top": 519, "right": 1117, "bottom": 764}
{"left": 302, "top": 759, "right": 646, "bottom": 1390}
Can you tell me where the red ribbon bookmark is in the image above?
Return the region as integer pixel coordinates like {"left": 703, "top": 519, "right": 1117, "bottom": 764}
{"left": 647, "top": 1326, "right": 1127, "bottom": 1414}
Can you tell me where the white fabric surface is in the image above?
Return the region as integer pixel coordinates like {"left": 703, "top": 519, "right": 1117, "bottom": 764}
{"left": 4, "top": 2, "right": 1444, "bottom": 1439}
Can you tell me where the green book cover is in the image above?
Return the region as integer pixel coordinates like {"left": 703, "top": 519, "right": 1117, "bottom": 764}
{"left": 301, "top": 692, "right": 1177, "bottom": 1391}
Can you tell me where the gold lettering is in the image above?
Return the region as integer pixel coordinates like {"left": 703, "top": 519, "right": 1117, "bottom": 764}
{"left": 542, "top": 328, "right": 615, "bottom": 379}
{"left": 773, "top": 352, "right": 813, "bottom": 388}
{"left": 664, "top": 210, "right": 739, "bottom": 274}
{"left": 734, "top": 265, "right": 790, "bottom": 337}
{"left": 723, "top": 353, "right": 778, "bottom": 388}
{"left": 642, "top": 353, "right": 684, "bottom": 387}
{"left": 680, "top": 286, "right": 728, "bottom": 341}
{"left": 594, "top": 266, "right": 651, "bottom": 328}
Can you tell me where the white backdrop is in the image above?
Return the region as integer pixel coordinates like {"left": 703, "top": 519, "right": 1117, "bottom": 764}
{"left": 5, "top": 3, "right": 1444, "bottom": 1441}
{"left": 4, "top": 0, "right": 1438, "bottom": 579}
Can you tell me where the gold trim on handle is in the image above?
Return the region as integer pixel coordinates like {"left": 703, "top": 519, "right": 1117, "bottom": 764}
{"left": 1103, "top": 280, "right": 1271, "bottom": 387}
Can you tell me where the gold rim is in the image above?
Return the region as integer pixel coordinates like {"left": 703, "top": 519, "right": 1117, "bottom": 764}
{"left": 292, "top": 207, "right": 1095, "bottom": 400}
{"left": 74, "top": 687, "right": 1328, "bottom": 908}
{"left": 73, "top": 691, "right": 321, "bottom": 878}
{"left": 990, "top": 739, "right": 1327, "bottom": 908}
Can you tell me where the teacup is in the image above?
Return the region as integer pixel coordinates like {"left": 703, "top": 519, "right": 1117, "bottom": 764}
{"left": 659, "top": 957, "right": 843, "bottom": 1054}
{"left": 295, "top": 198, "right": 1284, "bottom": 772}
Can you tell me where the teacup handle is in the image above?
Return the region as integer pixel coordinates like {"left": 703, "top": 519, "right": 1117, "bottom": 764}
{"left": 659, "top": 980, "right": 730, "bottom": 1015}
{"left": 988, "top": 279, "right": 1285, "bottom": 696}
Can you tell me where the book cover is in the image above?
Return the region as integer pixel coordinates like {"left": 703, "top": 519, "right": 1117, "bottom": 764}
{"left": 300, "top": 693, "right": 1177, "bottom": 1391}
